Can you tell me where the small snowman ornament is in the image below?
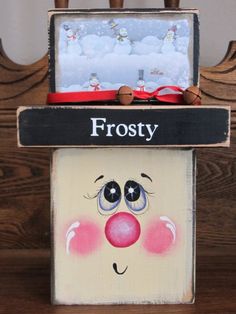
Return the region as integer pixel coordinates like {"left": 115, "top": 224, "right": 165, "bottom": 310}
{"left": 114, "top": 28, "right": 132, "bottom": 55}
{"left": 88, "top": 73, "right": 101, "bottom": 91}
{"left": 63, "top": 24, "right": 82, "bottom": 55}
{"left": 161, "top": 25, "right": 177, "bottom": 54}
{"left": 136, "top": 70, "right": 146, "bottom": 91}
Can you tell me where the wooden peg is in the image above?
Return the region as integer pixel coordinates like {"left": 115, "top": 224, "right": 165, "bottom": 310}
{"left": 54, "top": 0, "right": 69, "bottom": 8}
{"left": 109, "top": 0, "right": 124, "bottom": 8}
{"left": 164, "top": 0, "right": 180, "bottom": 8}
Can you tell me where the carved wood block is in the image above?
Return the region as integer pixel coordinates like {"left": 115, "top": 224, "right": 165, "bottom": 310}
{"left": 0, "top": 13, "right": 235, "bottom": 265}
{"left": 200, "top": 41, "right": 236, "bottom": 110}
{"left": 17, "top": 106, "right": 230, "bottom": 147}
{"left": 51, "top": 148, "right": 195, "bottom": 304}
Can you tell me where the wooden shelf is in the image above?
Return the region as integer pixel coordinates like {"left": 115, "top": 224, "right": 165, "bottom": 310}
{"left": 0, "top": 249, "right": 235, "bottom": 313}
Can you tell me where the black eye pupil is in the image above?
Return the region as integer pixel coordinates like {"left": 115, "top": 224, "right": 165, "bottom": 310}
{"left": 104, "top": 181, "right": 121, "bottom": 203}
{"left": 124, "top": 180, "right": 140, "bottom": 202}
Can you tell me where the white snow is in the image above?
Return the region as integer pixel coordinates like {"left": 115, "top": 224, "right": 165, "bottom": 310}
{"left": 60, "top": 84, "right": 83, "bottom": 92}
{"left": 101, "top": 82, "right": 124, "bottom": 90}
{"left": 80, "top": 34, "right": 115, "bottom": 58}
{"left": 132, "top": 36, "right": 162, "bottom": 55}
{"left": 114, "top": 42, "right": 132, "bottom": 55}
{"left": 175, "top": 36, "right": 189, "bottom": 54}
{"left": 57, "top": 50, "right": 190, "bottom": 92}
{"left": 67, "top": 41, "right": 82, "bottom": 55}
{"left": 57, "top": 26, "right": 191, "bottom": 92}
{"left": 161, "top": 42, "right": 176, "bottom": 54}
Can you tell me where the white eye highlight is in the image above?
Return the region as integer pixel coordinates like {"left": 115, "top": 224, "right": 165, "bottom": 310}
{"left": 124, "top": 180, "right": 148, "bottom": 214}
{"left": 97, "top": 180, "right": 121, "bottom": 215}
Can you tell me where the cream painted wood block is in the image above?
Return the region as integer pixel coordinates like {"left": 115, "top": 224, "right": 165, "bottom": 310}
{"left": 51, "top": 148, "right": 195, "bottom": 304}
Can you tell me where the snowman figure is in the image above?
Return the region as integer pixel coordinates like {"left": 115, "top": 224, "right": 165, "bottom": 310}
{"left": 161, "top": 25, "right": 177, "bottom": 54}
{"left": 88, "top": 73, "right": 101, "bottom": 91}
{"left": 63, "top": 24, "right": 82, "bottom": 55}
{"left": 136, "top": 69, "right": 146, "bottom": 91}
{"left": 114, "top": 28, "right": 132, "bottom": 55}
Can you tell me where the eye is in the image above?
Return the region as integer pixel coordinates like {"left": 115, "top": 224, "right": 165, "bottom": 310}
{"left": 98, "top": 181, "right": 121, "bottom": 215}
{"left": 124, "top": 180, "right": 148, "bottom": 214}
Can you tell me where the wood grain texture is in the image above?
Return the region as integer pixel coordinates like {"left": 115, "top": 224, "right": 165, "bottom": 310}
{"left": 0, "top": 39, "right": 50, "bottom": 249}
{"left": 196, "top": 115, "right": 236, "bottom": 251}
{"left": 55, "top": 0, "right": 69, "bottom": 8}
{"left": 200, "top": 41, "right": 236, "bottom": 109}
{"left": 1, "top": 113, "right": 236, "bottom": 251}
{"left": 0, "top": 249, "right": 235, "bottom": 313}
{"left": 109, "top": 0, "right": 124, "bottom": 8}
{"left": 0, "top": 39, "right": 236, "bottom": 252}
{"left": 0, "top": 40, "right": 48, "bottom": 110}
{"left": 0, "top": 147, "right": 50, "bottom": 248}
{"left": 164, "top": 0, "right": 180, "bottom": 8}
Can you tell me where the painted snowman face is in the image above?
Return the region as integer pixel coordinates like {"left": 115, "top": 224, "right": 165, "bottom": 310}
{"left": 65, "top": 28, "right": 80, "bottom": 41}
{"left": 53, "top": 148, "right": 194, "bottom": 304}
{"left": 66, "top": 29, "right": 74, "bottom": 37}
{"left": 137, "top": 79, "right": 145, "bottom": 88}
{"left": 165, "top": 30, "right": 175, "bottom": 41}
{"left": 119, "top": 28, "right": 128, "bottom": 37}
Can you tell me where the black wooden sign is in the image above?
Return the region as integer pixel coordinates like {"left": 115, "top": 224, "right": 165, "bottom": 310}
{"left": 17, "top": 106, "right": 230, "bottom": 147}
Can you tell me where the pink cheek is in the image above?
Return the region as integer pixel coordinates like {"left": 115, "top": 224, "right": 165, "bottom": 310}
{"left": 65, "top": 220, "right": 102, "bottom": 256}
{"left": 143, "top": 216, "right": 177, "bottom": 254}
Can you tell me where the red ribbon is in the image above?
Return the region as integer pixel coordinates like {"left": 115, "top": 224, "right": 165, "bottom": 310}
{"left": 134, "top": 86, "right": 184, "bottom": 103}
{"left": 47, "top": 86, "right": 184, "bottom": 105}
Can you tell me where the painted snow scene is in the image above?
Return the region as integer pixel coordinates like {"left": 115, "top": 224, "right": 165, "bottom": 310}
{"left": 54, "top": 13, "right": 196, "bottom": 92}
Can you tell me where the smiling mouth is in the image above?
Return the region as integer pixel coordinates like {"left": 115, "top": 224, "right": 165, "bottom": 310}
{"left": 113, "top": 263, "right": 128, "bottom": 275}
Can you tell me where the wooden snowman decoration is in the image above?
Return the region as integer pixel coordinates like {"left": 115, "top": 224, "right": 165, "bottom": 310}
{"left": 17, "top": 2, "right": 230, "bottom": 306}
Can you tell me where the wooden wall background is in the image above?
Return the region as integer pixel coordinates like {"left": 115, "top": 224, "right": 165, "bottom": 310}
{"left": 0, "top": 39, "right": 236, "bottom": 253}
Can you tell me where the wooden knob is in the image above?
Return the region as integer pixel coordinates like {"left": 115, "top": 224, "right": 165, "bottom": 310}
{"left": 183, "top": 86, "right": 202, "bottom": 106}
{"left": 55, "top": 0, "right": 69, "bottom": 8}
{"left": 164, "top": 0, "right": 180, "bottom": 8}
{"left": 117, "top": 86, "right": 134, "bottom": 105}
{"left": 109, "top": 0, "right": 124, "bottom": 8}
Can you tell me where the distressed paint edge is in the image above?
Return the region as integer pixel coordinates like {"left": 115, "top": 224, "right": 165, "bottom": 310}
{"left": 16, "top": 105, "right": 231, "bottom": 148}
{"left": 193, "top": 13, "right": 200, "bottom": 86}
{"left": 48, "top": 12, "right": 56, "bottom": 93}
{"left": 192, "top": 150, "right": 197, "bottom": 304}
{"left": 50, "top": 147, "right": 196, "bottom": 305}
{"left": 51, "top": 148, "right": 59, "bottom": 305}
{"left": 48, "top": 8, "right": 200, "bottom": 15}
{"left": 183, "top": 149, "right": 196, "bottom": 304}
{"left": 17, "top": 143, "right": 231, "bottom": 148}
{"left": 48, "top": 9, "right": 199, "bottom": 93}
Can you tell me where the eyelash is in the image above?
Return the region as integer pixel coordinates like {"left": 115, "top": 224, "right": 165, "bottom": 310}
{"left": 84, "top": 181, "right": 154, "bottom": 201}
{"left": 126, "top": 178, "right": 154, "bottom": 197}
{"left": 83, "top": 180, "right": 114, "bottom": 200}
{"left": 83, "top": 189, "right": 100, "bottom": 200}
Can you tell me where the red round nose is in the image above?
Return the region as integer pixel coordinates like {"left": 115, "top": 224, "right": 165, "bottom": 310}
{"left": 105, "top": 212, "right": 141, "bottom": 248}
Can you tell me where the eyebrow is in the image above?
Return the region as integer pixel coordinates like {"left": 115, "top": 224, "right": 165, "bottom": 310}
{"left": 94, "top": 175, "right": 104, "bottom": 183}
{"left": 141, "top": 173, "right": 152, "bottom": 182}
